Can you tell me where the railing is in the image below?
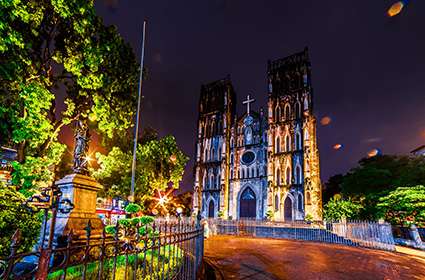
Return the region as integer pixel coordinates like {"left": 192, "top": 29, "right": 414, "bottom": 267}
{"left": 205, "top": 218, "right": 395, "bottom": 251}
{"left": 0, "top": 219, "right": 204, "bottom": 280}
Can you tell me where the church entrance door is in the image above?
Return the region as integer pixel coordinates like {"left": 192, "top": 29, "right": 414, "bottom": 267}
{"left": 208, "top": 200, "right": 215, "bottom": 218}
{"left": 239, "top": 187, "right": 256, "bottom": 218}
{"left": 284, "top": 196, "right": 293, "bottom": 221}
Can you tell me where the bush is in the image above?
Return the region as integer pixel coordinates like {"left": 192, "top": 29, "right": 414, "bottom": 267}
{"left": 0, "top": 184, "right": 41, "bottom": 257}
{"left": 140, "top": 216, "right": 154, "bottom": 225}
{"left": 118, "top": 218, "right": 132, "bottom": 228}
{"left": 125, "top": 203, "right": 142, "bottom": 214}
{"left": 323, "top": 197, "right": 363, "bottom": 221}
{"left": 105, "top": 225, "right": 117, "bottom": 235}
{"left": 377, "top": 186, "right": 425, "bottom": 226}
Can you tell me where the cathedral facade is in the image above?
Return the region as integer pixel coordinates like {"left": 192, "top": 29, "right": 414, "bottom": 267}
{"left": 193, "top": 48, "right": 322, "bottom": 221}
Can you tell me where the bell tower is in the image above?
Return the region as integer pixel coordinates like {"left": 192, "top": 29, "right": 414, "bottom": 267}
{"left": 266, "top": 47, "right": 322, "bottom": 221}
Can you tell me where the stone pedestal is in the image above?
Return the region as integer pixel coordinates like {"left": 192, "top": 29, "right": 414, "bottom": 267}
{"left": 54, "top": 174, "right": 104, "bottom": 241}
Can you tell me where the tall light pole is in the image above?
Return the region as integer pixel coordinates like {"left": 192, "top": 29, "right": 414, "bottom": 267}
{"left": 130, "top": 20, "right": 147, "bottom": 202}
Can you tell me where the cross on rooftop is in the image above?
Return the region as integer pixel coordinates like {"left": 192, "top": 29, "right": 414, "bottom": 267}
{"left": 242, "top": 94, "right": 255, "bottom": 115}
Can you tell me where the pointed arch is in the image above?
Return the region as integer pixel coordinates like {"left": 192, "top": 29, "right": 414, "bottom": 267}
{"left": 306, "top": 192, "right": 311, "bottom": 205}
{"left": 275, "top": 105, "right": 281, "bottom": 122}
{"left": 295, "top": 102, "right": 301, "bottom": 119}
{"left": 296, "top": 165, "right": 302, "bottom": 184}
{"left": 276, "top": 168, "right": 281, "bottom": 185}
{"left": 285, "top": 135, "right": 291, "bottom": 152}
{"left": 286, "top": 166, "right": 291, "bottom": 185}
{"left": 298, "top": 193, "right": 303, "bottom": 211}
{"left": 274, "top": 193, "right": 279, "bottom": 212}
{"left": 275, "top": 136, "right": 281, "bottom": 153}
{"left": 296, "top": 132, "right": 302, "bottom": 150}
{"left": 284, "top": 104, "right": 291, "bottom": 120}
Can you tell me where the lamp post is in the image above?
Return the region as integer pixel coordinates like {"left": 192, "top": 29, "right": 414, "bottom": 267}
{"left": 130, "top": 20, "right": 147, "bottom": 202}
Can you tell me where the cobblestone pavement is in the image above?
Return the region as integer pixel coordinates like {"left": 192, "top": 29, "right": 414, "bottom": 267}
{"left": 204, "top": 235, "right": 425, "bottom": 280}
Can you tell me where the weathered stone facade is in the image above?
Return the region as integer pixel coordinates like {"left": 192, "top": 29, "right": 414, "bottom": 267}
{"left": 193, "top": 48, "right": 322, "bottom": 221}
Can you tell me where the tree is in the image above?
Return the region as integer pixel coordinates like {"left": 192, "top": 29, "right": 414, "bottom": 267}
{"left": 92, "top": 135, "right": 189, "bottom": 205}
{"left": 327, "top": 155, "right": 425, "bottom": 220}
{"left": 322, "top": 174, "right": 343, "bottom": 204}
{"left": 0, "top": 1, "right": 138, "bottom": 194}
{"left": 377, "top": 186, "right": 425, "bottom": 227}
{"left": 0, "top": 183, "right": 41, "bottom": 257}
{"left": 323, "top": 196, "right": 363, "bottom": 221}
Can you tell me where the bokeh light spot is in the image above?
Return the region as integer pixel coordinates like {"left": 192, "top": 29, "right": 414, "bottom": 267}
{"left": 387, "top": 1, "right": 407, "bottom": 17}
{"left": 333, "top": 144, "right": 343, "bottom": 150}
{"left": 320, "top": 116, "right": 332, "bottom": 126}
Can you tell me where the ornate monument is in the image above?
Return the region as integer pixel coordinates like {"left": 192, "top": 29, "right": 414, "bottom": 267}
{"left": 53, "top": 119, "right": 103, "bottom": 241}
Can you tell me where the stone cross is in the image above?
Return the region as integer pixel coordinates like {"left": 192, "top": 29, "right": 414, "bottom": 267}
{"left": 242, "top": 94, "right": 255, "bottom": 115}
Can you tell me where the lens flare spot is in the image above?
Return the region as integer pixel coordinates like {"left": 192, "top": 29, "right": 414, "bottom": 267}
{"left": 387, "top": 1, "right": 406, "bottom": 17}
{"left": 320, "top": 116, "right": 332, "bottom": 126}
{"left": 333, "top": 144, "right": 343, "bottom": 150}
{"left": 367, "top": 148, "right": 381, "bottom": 158}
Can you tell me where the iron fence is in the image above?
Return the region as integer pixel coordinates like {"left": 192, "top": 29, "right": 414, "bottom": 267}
{"left": 205, "top": 218, "right": 395, "bottom": 251}
{"left": 0, "top": 219, "right": 204, "bottom": 280}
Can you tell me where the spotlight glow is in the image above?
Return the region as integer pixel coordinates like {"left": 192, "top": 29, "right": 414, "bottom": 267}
{"left": 333, "top": 144, "right": 343, "bottom": 150}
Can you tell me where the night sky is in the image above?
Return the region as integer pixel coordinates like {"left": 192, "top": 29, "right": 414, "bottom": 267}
{"left": 93, "top": 0, "right": 425, "bottom": 191}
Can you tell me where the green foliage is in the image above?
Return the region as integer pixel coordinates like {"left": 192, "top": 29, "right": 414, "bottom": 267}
{"left": 125, "top": 203, "right": 142, "bottom": 214}
{"left": 377, "top": 186, "right": 425, "bottom": 227}
{"left": 325, "top": 155, "right": 425, "bottom": 221}
{"left": 118, "top": 218, "right": 131, "bottom": 228}
{"left": 217, "top": 211, "right": 224, "bottom": 218}
{"left": 104, "top": 225, "right": 116, "bottom": 235}
{"left": 0, "top": 183, "right": 41, "bottom": 257}
{"left": 304, "top": 214, "right": 314, "bottom": 222}
{"left": 323, "top": 197, "right": 363, "bottom": 221}
{"left": 140, "top": 216, "right": 154, "bottom": 225}
{"left": 93, "top": 135, "right": 189, "bottom": 204}
{"left": 0, "top": 0, "right": 138, "bottom": 192}
{"left": 266, "top": 208, "right": 273, "bottom": 220}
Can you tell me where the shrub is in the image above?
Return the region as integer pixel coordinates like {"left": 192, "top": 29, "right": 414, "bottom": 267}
{"left": 0, "top": 183, "right": 41, "bottom": 257}
{"left": 140, "top": 216, "right": 154, "bottom": 225}
{"left": 118, "top": 218, "right": 132, "bottom": 227}
{"left": 125, "top": 203, "right": 142, "bottom": 214}
{"left": 105, "top": 225, "right": 117, "bottom": 235}
{"left": 377, "top": 186, "right": 425, "bottom": 227}
{"left": 323, "top": 197, "right": 363, "bottom": 221}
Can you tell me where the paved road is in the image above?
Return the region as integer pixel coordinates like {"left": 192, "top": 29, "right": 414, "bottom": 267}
{"left": 204, "top": 235, "right": 425, "bottom": 280}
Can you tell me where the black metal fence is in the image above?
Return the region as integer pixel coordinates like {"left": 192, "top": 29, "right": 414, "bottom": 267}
{"left": 205, "top": 218, "right": 395, "bottom": 251}
{"left": 0, "top": 219, "right": 204, "bottom": 280}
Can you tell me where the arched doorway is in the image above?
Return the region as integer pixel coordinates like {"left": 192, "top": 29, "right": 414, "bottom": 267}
{"left": 284, "top": 196, "right": 293, "bottom": 221}
{"left": 239, "top": 187, "right": 256, "bottom": 218}
{"left": 208, "top": 200, "right": 215, "bottom": 218}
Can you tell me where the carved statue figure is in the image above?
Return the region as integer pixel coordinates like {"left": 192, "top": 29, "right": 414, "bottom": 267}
{"left": 73, "top": 120, "right": 90, "bottom": 174}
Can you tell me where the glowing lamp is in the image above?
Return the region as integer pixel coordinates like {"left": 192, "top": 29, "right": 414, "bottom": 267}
{"left": 176, "top": 207, "right": 183, "bottom": 214}
{"left": 333, "top": 144, "right": 343, "bottom": 150}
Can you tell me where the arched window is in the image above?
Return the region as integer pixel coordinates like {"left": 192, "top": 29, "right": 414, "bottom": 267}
{"left": 204, "top": 149, "right": 208, "bottom": 161}
{"left": 295, "top": 103, "right": 301, "bottom": 119}
{"left": 247, "top": 168, "right": 251, "bottom": 178}
{"left": 275, "top": 106, "right": 281, "bottom": 122}
{"left": 242, "top": 168, "right": 246, "bottom": 179}
{"left": 298, "top": 194, "right": 303, "bottom": 211}
{"left": 306, "top": 192, "right": 311, "bottom": 205}
{"left": 285, "top": 135, "right": 291, "bottom": 152}
{"left": 296, "top": 132, "right": 301, "bottom": 150}
{"left": 304, "top": 97, "right": 309, "bottom": 111}
{"left": 304, "top": 129, "right": 309, "bottom": 140}
{"left": 275, "top": 194, "right": 279, "bottom": 212}
{"left": 296, "top": 165, "right": 302, "bottom": 184}
{"left": 218, "top": 147, "right": 222, "bottom": 160}
{"left": 211, "top": 148, "right": 215, "bottom": 161}
{"left": 286, "top": 167, "right": 291, "bottom": 185}
{"left": 276, "top": 168, "right": 281, "bottom": 185}
{"left": 276, "top": 136, "right": 281, "bottom": 153}
{"left": 230, "top": 153, "right": 234, "bottom": 165}
{"left": 230, "top": 138, "right": 234, "bottom": 148}
{"left": 285, "top": 104, "right": 291, "bottom": 120}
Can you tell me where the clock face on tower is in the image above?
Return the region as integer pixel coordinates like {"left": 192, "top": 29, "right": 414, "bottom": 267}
{"left": 241, "top": 151, "right": 255, "bottom": 165}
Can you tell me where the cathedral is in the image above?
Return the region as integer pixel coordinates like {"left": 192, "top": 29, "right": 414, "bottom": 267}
{"left": 192, "top": 48, "right": 322, "bottom": 221}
